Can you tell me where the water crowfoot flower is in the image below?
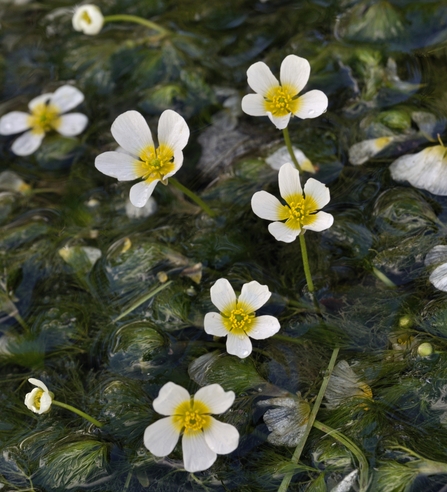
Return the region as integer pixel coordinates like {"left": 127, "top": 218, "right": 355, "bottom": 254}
{"left": 24, "top": 378, "right": 53, "bottom": 414}
{"left": 241, "top": 54, "right": 328, "bottom": 130}
{"left": 251, "top": 163, "right": 333, "bottom": 243}
{"left": 144, "top": 382, "right": 239, "bottom": 472}
{"left": 0, "top": 85, "right": 88, "bottom": 156}
{"left": 72, "top": 5, "right": 104, "bottom": 35}
{"left": 204, "top": 278, "right": 280, "bottom": 358}
{"left": 95, "top": 110, "right": 189, "bottom": 208}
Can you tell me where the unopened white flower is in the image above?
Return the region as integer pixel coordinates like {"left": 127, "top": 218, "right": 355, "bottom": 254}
{"left": 349, "top": 136, "right": 395, "bottom": 165}
{"left": 241, "top": 54, "right": 328, "bottom": 130}
{"left": 24, "top": 378, "right": 53, "bottom": 414}
{"left": 251, "top": 163, "right": 333, "bottom": 243}
{"left": 204, "top": 278, "right": 280, "bottom": 359}
{"left": 266, "top": 145, "right": 315, "bottom": 173}
{"left": 425, "top": 245, "right": 447, "bottom": 292}
{"left": 0, "top": 170, "right": 31, "bottom": 193}
{"left": 144, "top": 382, "right": 239, "bottom": 473}
{"left": 72, "top": 5, "right": 104, "bottom": 35}
{"left": 390, "top": 144, "right": 447, "bottom": 195}
{"left": 0, "top": 86, "right": 88, "bottom": 156}
{"left": 95, "top": 110, "right": 189, "bottom": 207}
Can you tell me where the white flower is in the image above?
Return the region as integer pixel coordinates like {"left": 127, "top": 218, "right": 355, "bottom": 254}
{"left": 72, "top": 4, "right": 104, "bottom": 35}
{"left": 390, "top": 144, "right": 447, "bottom": 195}
{"left": 241, "top": 54, "right": 328, "bottom": 130}
{"left": 0, "top": 85, "right": 88, "bottom": 156}
{"left": 24, "top": 378, "right": 53, "bottom": 414}
{"left": 251, "top": 163, "right": 333, "bottom": 243}
{"left": 204, "top": 278, "right": 280, "bottom": 358}
{"left": 266, "top": 145, "right": 315, "bottom": 173}
{"left": 0, "top": 170, "right": 31, "bottom": 193}
{"left": 95, "top": 110, "right": 190, "bottom": 208}
{"left": 348, "top": 136, "right": 395, "bottom": 165}
{"left": 144, "top": 382, "right": 239, "bottom": 473}
{"left": 425, "top": 245, "right": 447, "bottom": 292}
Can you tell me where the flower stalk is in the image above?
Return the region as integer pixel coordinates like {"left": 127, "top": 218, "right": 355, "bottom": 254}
{"left": 103, "top": 14, "right": 170, "bottom": 36}
{"left": 52, "top": 400, "right": 103, "bottom": 428}
{"left": 299, "top": 233, "right": 314, "bottom": 293}
{"left": 169, "top": 178, "right": 215, "bottom": 217}
{"left": 282, "top": 127, "right": 302, "bottom": 171}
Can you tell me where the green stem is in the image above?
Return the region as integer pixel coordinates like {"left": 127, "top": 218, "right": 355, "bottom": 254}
{"left": 272, "top": 333, "right": 305, "bottom": 346}
{"left": 103, "top": 14, "right": 170, "bottom": 36}
{"left": 169, "top": 178, "right": 215, "bottom": 217}
{"left": 372, "top": 267, "right": 396, "bottom": 288}
{"left": 278, "top": 347, "right": 340, "bottom": 492}
{"left": 299, "top": 233, "right": 314, "bottom": 293}
{"left": 313, "top": 420, "right": 370, "bottom": 492}
{"left": 282, "top": 127, "right": 301, "bottom": 171}
{"left": 114, "top": 280, "right": 173, "bottom": 322}
{"left": 52, "top": 400, "right": 103, "bottom": 428}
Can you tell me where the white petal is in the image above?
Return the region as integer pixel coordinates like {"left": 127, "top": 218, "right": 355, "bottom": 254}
{"left": 24, "top": 388, "right": 41, "bottom": 412}
{"left": 303, "top": 211, "right": 334, "bottom": 232}
{"left": 0, "top": 111, "right": 30, "bottom": 135}
{"left": 50, "top": 85, "right": 84, "bottom": 113}
{"left": 153, "top": 382, "right": 191, "bottom": 416}
{"left": 241, "top": 94, "right": 267, "bottom": 117}
{"left": 210, "top": 278, "right": 237, "bottom": 314}
{"left": 182, "top": 432, "right": 216, "bottom": 472}
{"left": 129, "top": 180, "right": 159, "bottom": 207}
{"left": 57, "top": 113, "right": 88, "bottom": 136}
{"left": 164, "top": 149, "right": 183, "bottom": 179}
{"left": 204, "top": 312, "right": 229, "bottom": 337}
{"left": 11, "top": 131, "right": 44, "bottom": 156}
{"left": 280, "top": 55, "right": 310, "bottom": 94}
{"left": 429, "top": 263, "right": 447, "bottom": 292}
{"left": 157, "top": 110, "right": 190, "bottom": 151}
{"left": 238, "top": 281, "right": 271, "bottom": 311}
{"left": 194, "top": 385, "right": 235, "bottom": 414}
{"left": 268, "top": 221, "right": 300, "bottom": 243}
{"left": 28, "top": 93, "right": 52, "bottom": 111}
{"left": 303, "top": 177, "right": 330, "bottom": 209}
{"left": 251, "top": 191, "right": 283, "bottom": 221}
{"left": 28, "top": 378, "right": 49, "bottom": 392}
{"left": 266, "top": 111, "right": 291, "bottom": 130}
{"left": 203, "top": 417, "right": 239, "bottom": 454}
{"left": 279, "top": 163, "right": 302, "bottom": 202}
{"left": 144, "top": 417, "right": 180, "bottom": 456}
{"left": 349, "top": 137, "right": 394, "bottom": 165}
{"left": 226, "top": 333, "right": 252, "bottom": 358}
{"left": 293, "top": 90, "right": 328, "bottom": 119}
{"left": 111, "top": 110, "right": 154, "bottom": 157}
{"left": 95, "top": 151, "right": 141, "bottom": 181}
{"left": 249, "top": 315, "right": 280, "bottom": 340}
{"left": 38, "top": 392, "right": 52, "bottom": 413}
{"left": 425, "top": 245, "right": 447, "bottom": 267}
{"left": 246, "top": 61, "right": 279, "bottom": 96}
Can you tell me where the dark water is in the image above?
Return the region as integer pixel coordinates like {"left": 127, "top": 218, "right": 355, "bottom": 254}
{"left": 2, "top": 0, "right": 447, "bottom": 490}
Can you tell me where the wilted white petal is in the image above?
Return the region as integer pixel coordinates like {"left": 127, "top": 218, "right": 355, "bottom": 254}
{"left": 204, "top": 312, "right": 228, "bottom": 337}
{"left": 425, "top": 245, "right": 447, "bottom": 267}
{"left": 129, "top": 180, "right": 159, "bottom": 207}
{"left": 266, "top": 146, "right": 314, "bottom": 173}
{"left": 95, "top": 151, "right": 141, "bottom": 181}
{"left": 268, "top": 221, "right": 300, "bottom": 242}
{"left": 50, "top": 85, "right": 84, "bottom": 113}
{"left": 226, "top": 332, "right": 252, "bottom": 358}
{"left": 249, "top": 315, "right": 280, "bottom": 339}
{"left": 183, "top": 432, "right": 217, "bottom": 472}
{"left": 241, "top": 94, "right": 267, "bottom": 117}
{"left": 57, "top": 113, "right": 88, "bottom": 136}
{"left": 303, "top": 211, "right": 334, "bottom": 232}
{"left": 0, "top": 111, "right": 30, "bottom": 135}
{"left": 152, "top": 382, "right": 191, "bottom": 415}
{"left": 125, "top": 197, "right": 157, "bottom": 219}
{"left": 280, "top": 55, "right": 310, "bottom": 94}
{"left": 203, "top": 417, "right": 239, "bottom": 454}
{"left": 246, "top": 61, "right": 279, "bottom": 96}
{"left": 238, "top": 281, "right": 271, "bottom": 312}
{"left": 157, "top": 110, "right": 189, "bottom": 151}
{"left": 279, "top": 163, "right": 302, "bottom": 201}
{"left": 210, "top": 278, "right": 237, "bottom": 313}
{"left": 349, "top": 137, "right": 394, "bottom": 165}
{"left": 293, "top": 90, "right": 328, "bottom": 119}
{"left": 429, "top": 263, "right": 447, "bottom": 292}
{"left": 11, "top": 131, "right": 44, "bottom": 156}
{"left": 143, "top": 417, "right": 180, "bottom": 456}
{"left": 194, "top": 385, "right": 235, "bottom": 414}
{"left": 251, "top": 191, "right": 283, "bottom": 221}
{"left": 330, "top": 470, "right": 359, "bottom": 492}
{"left": 111, "top": 111, "right": 154, "bottom": 157}
{"left": 304, "top": 177, "right": 331, "bottom": 209}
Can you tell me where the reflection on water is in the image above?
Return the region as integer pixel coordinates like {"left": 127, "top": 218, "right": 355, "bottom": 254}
{"left": 2, "top": 0, "right": 447, "bottom": 490}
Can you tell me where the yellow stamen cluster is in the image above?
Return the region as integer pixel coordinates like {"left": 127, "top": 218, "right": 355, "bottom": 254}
{"left": 172, "top": 399, "right": 211, "bottom": 435}
{"left": 279, "top": 194, "right": 318, "bottom": 230}
{"left": 137, "top": 144, "right": 175, "bottom": 182}
{"left": 28, "top": 103, "right": 61, "bottom": 135}
{"left": 264, "top": 85, "right": 300, "bottom": 117}
{"left": 33, "top": 389, "right": 44, "bottom": 410}
{"left": 81, "top": 11, "right": 92, "bottom": 24}
{"left": 223, "top": 306, "right": 255, "bottom": 335}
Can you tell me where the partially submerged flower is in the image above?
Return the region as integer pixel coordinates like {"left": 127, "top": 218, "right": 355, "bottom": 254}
{"left": 0, "top": 170, "right": 31, "bottom": 194}
{"left": 204, "top": 278, "right": 280, "bottom": 359}
{"left": 425, "top": 245, "right": 447, "bottom": 291}
{"left": 144, "top": 382, "right": 239, "bottom": 472}
{"left": 241, "top": 54, "right": 328, "bottom": 130}
{"left": 0, "top": 85, "right": 88, "bottom": 156}
{"left": 348, "top": 136, "right": 395, "bottom": 165}
{"left": 24, "top": 378, "right": 53, "bottom": 414}
{"left": 72, "top": 5, "right": 104, "bottom": 35}
{"left": 251, "top": 163, "right": 333, "bottom": 243}
{"left": 266, "top": 145, "right": 315, "bottom": 173}
{"left": 390, "top": 143, "right": 447, "bottom": 195}
{"left": 95, "top": 110, "right": 189, "bottom": 207}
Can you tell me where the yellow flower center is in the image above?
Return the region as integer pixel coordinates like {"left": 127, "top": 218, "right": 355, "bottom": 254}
{"left": 223, "top": 306, "right": 255, "bottom": 335}
{"left": 172, "top": 399, "right": 211, "bottom": 435}
{"left": 81, "top": 11, "right": 92, "bottom": 24}
{"left": 264, "top": 84, "right": 300, "bottom": 117}
{"left": 136, "top": 144, "right": 175, "bottom": 183}
{"left": 278, "top": 194, "right": 318, "bottom": 230}
{"left": 27, "top": 103, "right": 61, "bottom": 135}
{"left": 33, "top": 389, "right": 44, "bottom": 410}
